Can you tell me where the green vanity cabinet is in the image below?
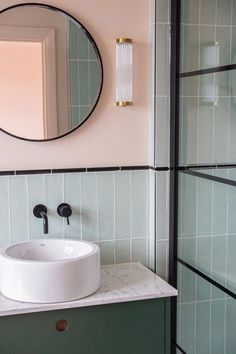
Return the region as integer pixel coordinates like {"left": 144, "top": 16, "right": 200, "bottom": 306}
{"left": 0, "top": 299, "right": 170, "bottom": 354}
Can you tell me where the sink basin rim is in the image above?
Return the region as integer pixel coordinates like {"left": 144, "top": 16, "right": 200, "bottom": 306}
{"left": 0, "top": 239, "right": 99, "bottom": 264}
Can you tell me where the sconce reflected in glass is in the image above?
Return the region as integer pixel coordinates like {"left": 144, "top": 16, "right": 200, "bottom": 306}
{"left": 201, "top": 41, "right": 219, "bottom": 106}
{"left": 116, "top": 38, "right": 133, "bottom": 107}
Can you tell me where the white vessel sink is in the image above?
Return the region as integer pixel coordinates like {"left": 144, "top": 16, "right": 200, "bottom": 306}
{"left": 0, "top": 239, "right": 100, "bottom": 303}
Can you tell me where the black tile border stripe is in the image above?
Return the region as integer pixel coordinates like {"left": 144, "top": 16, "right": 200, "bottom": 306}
{"left": 179, "top": 163, "right": 236, "bottom": 170}
{"left": 179, "top": 63, "right": 236, "bottom": 78}
{"left": 150, "top": 166, "right": 169, "bottom": 171}
{"left": 173, "top": 341, "right": 188, "bottom": 354}
{"left": 16, "top": 169, "right": 51, "bottom": 175}
{"left": 0, "top": 171, "right": 15, "bottom": 176}
{"left": 0, "top": 165, "right": 170, "bottom": 176}
{"left": 52, "top": 168, "right": 86, "bottom": 173}
{"left": 177, "top": 258, "right": 236, "bottom": 299}
{"left": 180, "top": 169, "right": 236, "bottom": 188}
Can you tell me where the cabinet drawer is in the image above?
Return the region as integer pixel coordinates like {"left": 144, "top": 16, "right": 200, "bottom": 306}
{"left": 0, "top": 299, "right": 167, "bottom": 354}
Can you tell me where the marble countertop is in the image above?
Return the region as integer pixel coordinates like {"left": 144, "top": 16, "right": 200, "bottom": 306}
{"left": 0, "top": 262, "right": 177, "bottom": 317}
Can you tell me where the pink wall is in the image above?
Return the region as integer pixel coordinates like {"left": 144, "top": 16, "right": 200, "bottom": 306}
{"left": 0, "top": 41, "right": 44, "bottom": 139}
{"left": 0, "top": 0, "right": 150, "bottom": 170}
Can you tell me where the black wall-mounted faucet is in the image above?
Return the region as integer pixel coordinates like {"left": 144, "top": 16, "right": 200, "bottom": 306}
{"left": 33, "top": 204, "right": 48, "bottom": 234}
{"left": 57, "top": 203, "right": 72, "bottom": 225}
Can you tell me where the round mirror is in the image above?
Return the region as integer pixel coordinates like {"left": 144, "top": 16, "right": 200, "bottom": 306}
{"left": 0, "top": 4, "right": 103, "bottom": 141}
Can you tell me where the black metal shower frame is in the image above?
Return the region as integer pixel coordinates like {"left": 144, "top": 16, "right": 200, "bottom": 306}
{"left": 169, "top": 1, "right": 236, "bottom": 353}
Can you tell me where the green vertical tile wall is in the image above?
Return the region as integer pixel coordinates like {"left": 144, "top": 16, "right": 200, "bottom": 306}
{"left": 68, "top": 21, "right": 101, "bottom": 128}
{"left": 0, "top": 170, "right": 151, "bottom": 267}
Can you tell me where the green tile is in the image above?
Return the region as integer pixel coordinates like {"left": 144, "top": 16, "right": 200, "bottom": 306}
{"left": 211, "top": 299, "right": 225, "bottom": 354}
{"left": 89, "top": 42, "right": 98, "bottom": 60}
{"left": 64, "top": 174, "right": 81, "bottom": 239}
{"left": 100, "top": 241, "right": 114, "bottom": 265}
{"left": 181, "top": 266, "right": 196, "bottom": 303}
{"left": 197, "top": 178, "right": 212, "bottom": 236}
{"left": 196, "top": 301, "right": 210, "bottom": 354}
{"left": 28, "top": 175, "right": 46, "bottom": 239}
{"left": 156, "top": 0, "right": 169, "bottom": 22}
{"left": 0, "top": 177, "right": 10, "bottom": 246}
{"left": 71, "top": 106, "right": 81, "bottom": 127}
{"left": 179, "top": 98, "right": 198, "bottom": 165}
{"left": 217, "top": 0, "right": 232, "bottom": 25}
{"left": 198, "top": 101, "right": 214, "bottom": 164}
{"left": 229, "top": 98, "right": 236, "bottom": 162}
{"left": 180, "top": 76, "right": 199, "bottom": 97}
{"left": 79, "top": 106, "right": 90, "bottom": 122}
{"left": 181, "top": 25, "right": 199, "bottom": 72}
{"left": 132, "top": 238, "right": 147, "bottom": 266}
{"left": 227, "top": 235, "right": 236, "bottom": 293}
{"left": 79, "top": 61, "right": 89, "bottom": 105}
{"left": 197, "top": 237, "right": 211, "bottom": 275}
{"left": 45, "top": 174, "right": 63, "bottom": 238}
{"left": 115, "top": 240, "right": 130, "bottom": 263}
{"left": 81, "top": 173, "right": 98, "bottom": 242}
{"left": 200, "top": 0, "right": 216, "bottom": 25}
{"left": 216, "top": 26, "right": 231, "bottom": 67}
{"left": 178, "top": 238, "right": 196, "bottom": 264}
{"left": 226, "top": 298, "right": 236, "bottom": 354}
{"left": 179, "top": 302, "right": 196, "bottom": 354}
{"left": 212, "top": 236, "right": 227, "bottom": 286}
{"left": 231, "top": 27, "right": 236, "bottom": 64}
{"left": 156, "top": 24, "right": 169, "bottom": 96}
{"left": 200, "top": 26, "right": 215, "bottom": 69}
{"left": 98, "top": 172, "right": 115, "bottom": 241}
{"left": 179, "top": 173, "right": 197, "bottom": 237}
{"left": 132, "top": 171, "right": 148, "bottom": 238}
{"left": 228, "top": 184, "right": 236, "bottom": 234}
{"left": 181, "top": 0, "right": 200, "bottom": 24}
{"left": 69, "top": 21, "right": 79, "bottom": 60}
{"left": 78, "top": 28, "right": 89, "bottom": 60}
{"left": 212, "top": 170, "right": 228, "bottom": 235}
{"left": 196, "top": 275, "right": 210, "bottom": 301}
{"left": 90, "top": 60, "right": 101, "bottom": 104}
{"left": 115, "top": 172, "right": 131, "bottom": 239}
{"left": 156, "top": 240, "right": 168, "bottom": 279}
{"left": 69, "top": 61, "right": 80, "bottom": 105}
{"left": 214, "top": 98, "right": 230, "bottom": 163}
{"left": 10, "top": 176, "right": 28, "bottom": 243}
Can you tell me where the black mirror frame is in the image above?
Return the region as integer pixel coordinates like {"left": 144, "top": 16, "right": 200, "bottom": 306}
{"left": 0, "top": 3, "right": 104, "bottom": 142}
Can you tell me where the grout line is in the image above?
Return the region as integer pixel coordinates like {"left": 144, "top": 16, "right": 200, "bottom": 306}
{"left": 97, "top": 173, "right": 101, "bottom": 246}
{"left": 179, "top": 95, "right": 236, "bottom": 98}
{"left": 80, "top": 174, "right": 83, "bottom": 241}
{"left": 8, "top": 177, "right": 12, "bottom": 244}
{"left": 180, "top": 23, "right": 236, "bottom": 27}
{"left": 114, "top": 172, "right": 116, "bottom": 241}
{"left": 130, "top": 171, "right": 133, "bottom": 262}
{"left": 26, "top": 176, "right": 30, "bottom": 241}
{"left": 179, "top": 298, "right": 227, "bottom": 305}
{"left": 62, "top": 174, "right": 65, "bottom": 239}
{"left": 96, "top": 173, "right": 99, "bottom": 249}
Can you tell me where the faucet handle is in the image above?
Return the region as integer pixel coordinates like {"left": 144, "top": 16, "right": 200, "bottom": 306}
{"left": 33, "top": 204, "right": 47, "bottom": 218}
{"left": 57, "top": 203, "right": 72, "bottom": 225}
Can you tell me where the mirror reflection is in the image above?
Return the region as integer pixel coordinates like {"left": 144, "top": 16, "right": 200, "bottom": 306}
{"left": 0, "top": 4, "right": 103, "bottom": 141}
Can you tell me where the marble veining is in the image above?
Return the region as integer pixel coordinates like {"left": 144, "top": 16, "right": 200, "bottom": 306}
{"left": 0, "top": 263, "right": 177, "bottom": 317}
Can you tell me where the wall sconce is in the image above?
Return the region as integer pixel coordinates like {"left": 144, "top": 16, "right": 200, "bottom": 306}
{"left": 116, "top": 38, "right": 133, "bottom": 107}
{"left": 201, "top": 41, "right": 219, "bottom": 106}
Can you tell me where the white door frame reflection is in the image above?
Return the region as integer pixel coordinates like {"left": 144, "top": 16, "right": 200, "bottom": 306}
{"left": 0, "top": 25, "right": 57, "bottom": 139}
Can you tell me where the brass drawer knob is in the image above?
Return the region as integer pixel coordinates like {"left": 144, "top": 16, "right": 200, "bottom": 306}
{"left": 56, "top": 319, "right": 69, "bottom": 332}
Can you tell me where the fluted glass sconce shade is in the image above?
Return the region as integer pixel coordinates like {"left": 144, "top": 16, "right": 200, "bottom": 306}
{"left": 116, "top": 38, "right": 133, "bottom": 106}
{"left": 201, "top": 41, "right": 219, "bottom": 106}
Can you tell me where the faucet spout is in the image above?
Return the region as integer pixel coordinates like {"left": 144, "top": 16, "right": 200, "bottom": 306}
{"left": 39, "top": 210, "right": 48, "bottom": 234}
{"left": 33, "top": 204, "right": 49, "bottom": 235}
